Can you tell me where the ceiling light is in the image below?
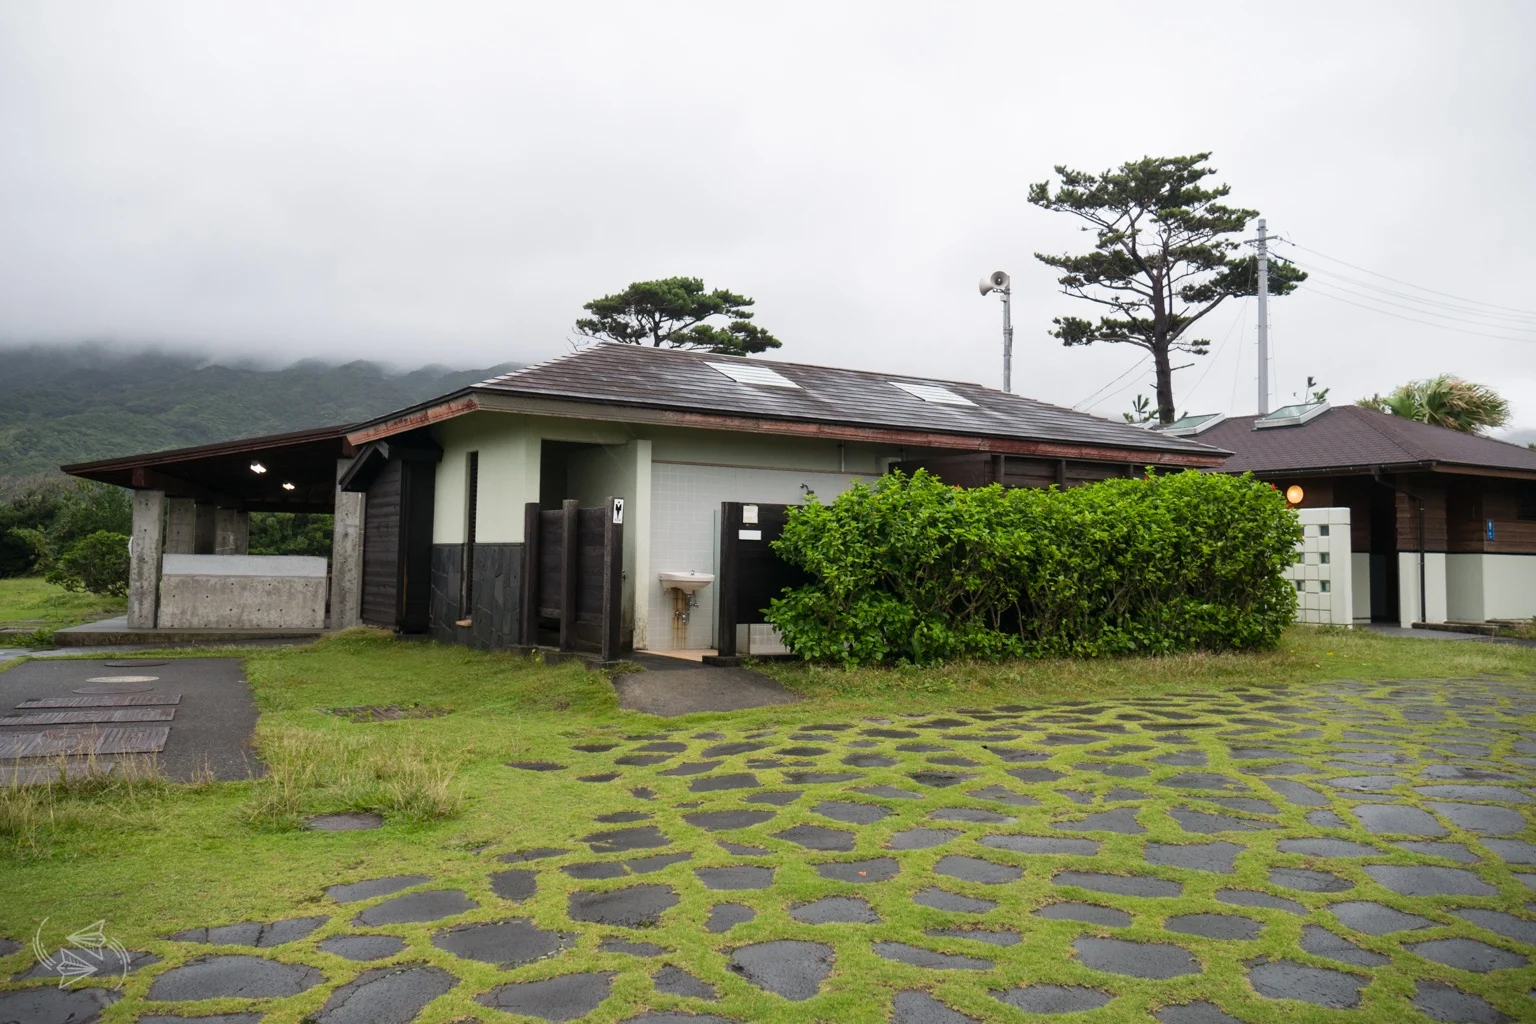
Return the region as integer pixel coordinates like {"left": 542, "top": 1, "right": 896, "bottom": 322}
{"left": 281, "top": 482, "right": 296, "bottom": 491}
{"left": 250, "top": 462, "right": 267, "bottom": 474}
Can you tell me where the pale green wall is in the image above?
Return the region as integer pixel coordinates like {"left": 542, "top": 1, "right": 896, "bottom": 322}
{"left": 645, "top": 426, "right": 890, "bottom": 474}
{"left": 432, "top": 412, "right": 899, "bottom": 545}
{"left": 432, "top": 412, "right": 634, "bottom": 544}
{"left": 567, "top": 441, "right": 644, "bottom": 633}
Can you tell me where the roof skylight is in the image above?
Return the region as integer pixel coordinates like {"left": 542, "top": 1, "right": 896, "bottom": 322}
{"left": 1255, "top": 401, "right": 1331, "bottom": 429}
{"left": 706, "top": 361, "right": 801, "bottom": 389}
{"left": 1157, "top": 412, "right": 1226, "bottom": 437}
{"left": 889, "top": 381, "right": 975, "bottom": 406}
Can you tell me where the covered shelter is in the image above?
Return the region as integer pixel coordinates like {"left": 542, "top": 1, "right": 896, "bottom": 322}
{"left": 1167, "top": 403, "right": 1536, "bottom": 626}
{"left": 62, "top": 424, "right": 365, "bottom": 632}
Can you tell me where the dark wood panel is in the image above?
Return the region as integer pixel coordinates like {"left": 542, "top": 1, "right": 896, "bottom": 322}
{"left": 1002, "top": 456, "right": 1059, "bottom": 490}
{"left": 399, "top": 460, "right": 437, "bottom": 633}
{"left": 361, "top": 460, "right": 403, "bottom": 626}
{"left": 1482, "top": 482, "right": 1536, "bottom": 554}
{"left": 1395, "top": 477, "right": 1448, "bottom": 551}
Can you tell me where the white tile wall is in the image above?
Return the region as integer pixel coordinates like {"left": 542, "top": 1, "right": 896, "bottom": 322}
{"left": 1287, "top": 507, "right": 1354, "bottom": 625}
{"left": 647, "top": 462, "right": 874, "bottom": 650}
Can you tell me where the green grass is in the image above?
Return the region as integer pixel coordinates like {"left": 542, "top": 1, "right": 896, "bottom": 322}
{"left": 0, "top": 627, "right": 1533, "bottom": 1023}
{"left": 0, "top": 575, "right": 124, "bottom": 631}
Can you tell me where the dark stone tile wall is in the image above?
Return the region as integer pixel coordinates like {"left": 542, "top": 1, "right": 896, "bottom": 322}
{"left": 429, "top": 543, "right": 524, "bottom": 650}
{"left": 428, "top": 544, "right": 463, "bottom": 645}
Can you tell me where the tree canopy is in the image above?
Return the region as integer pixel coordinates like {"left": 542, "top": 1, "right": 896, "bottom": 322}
{"left": 1358, "top": 375, "right": 1511, "bottom": 435}
{"left": 574, "top": 277, "right": 782, "bottom": 355}
{"left": 1030, "top": 153, "right": 1306, "bottom": 423}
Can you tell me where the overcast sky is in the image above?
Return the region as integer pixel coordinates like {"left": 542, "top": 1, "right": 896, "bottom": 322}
{"left": 2, "top": 2, "right": 1533, "bottom": 430}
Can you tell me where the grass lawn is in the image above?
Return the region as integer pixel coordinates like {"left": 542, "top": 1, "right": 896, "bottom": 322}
{"left": 0, "top": 576, "right": 125, "bottom": 634}
{"left": 1, "top": 627, "right": 1534, "bottom": 1023}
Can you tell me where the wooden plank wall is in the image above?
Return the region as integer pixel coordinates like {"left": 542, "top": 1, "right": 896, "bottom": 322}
{"left": 399, "top": 461, "right": 436, "bottom": 633}
{"left": 360, "top": 459, "right": 403, "bottom": 626}
{"left": 1394, "top": 475, "right": 1448, "bottom": 551}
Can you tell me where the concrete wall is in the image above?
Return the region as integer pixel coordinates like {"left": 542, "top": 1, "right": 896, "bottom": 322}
{"left": 1398, "top": 551, "right": 1448, "bottom": 625}
{"left": 1445, "top": 554, "right": 1484, "bottom": 622}
{"left": 1447, "top": 553, "right": 1536, "bottom": 621}
{"left": 1286, "top": 508, "right": 1354, "bottom": 626}
{"left": 568, "top": 442, "right": 641, "bottom": 639}
{"left": 1351, "top": 552, "right": 1371, "bottom": 622}
{"left": 158, "top": 554, "right": 327, "bottom": 628}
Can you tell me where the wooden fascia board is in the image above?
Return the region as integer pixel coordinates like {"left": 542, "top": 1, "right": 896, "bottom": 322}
{"left": 348, "top": 391, "right": 1225, "bottom": 467}
{"left": 1223, "top": 461, "right": 1536, "bottom": 483}
{"left": 128, "top": 467, "right": 241, "bottom": 506}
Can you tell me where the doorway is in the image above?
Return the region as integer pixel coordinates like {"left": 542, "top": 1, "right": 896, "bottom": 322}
{"left": 1368, "top": 485, "right": 1400, "bottom": 622}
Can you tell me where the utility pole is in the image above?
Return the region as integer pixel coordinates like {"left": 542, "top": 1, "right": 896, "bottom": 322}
{"left": 1255, "top": 218, "right": 1270, "bottom": 415}
{"left": 979, "top": 270, "right": 1013, "bottom": 392}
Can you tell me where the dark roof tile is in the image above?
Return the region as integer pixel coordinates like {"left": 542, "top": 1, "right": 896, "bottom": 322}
{"left": 1199, "top": 405, "right": 1536, "bottom": 475}
{"left": 471, "top": 345, "right": 1219, "bottom": 457}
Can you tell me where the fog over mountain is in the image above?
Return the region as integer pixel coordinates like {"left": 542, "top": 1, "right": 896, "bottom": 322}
{"left": 2, "top": 2, "right": 1532, "bottom": 428}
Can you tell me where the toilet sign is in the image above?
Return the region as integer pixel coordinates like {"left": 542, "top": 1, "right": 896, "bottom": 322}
{"left": 742, "top": 504, "right": 758, "bottom": 524}
{"left": 612, "top": 498, "right": 624, "bottom": 525}
{"left": 1487, "top": 519, "right": 1495, "bottom": 541}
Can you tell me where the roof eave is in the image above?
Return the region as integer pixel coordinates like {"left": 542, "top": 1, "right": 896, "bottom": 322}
{"left": 346, "top": 389, "right": 1228, "bottom": 467}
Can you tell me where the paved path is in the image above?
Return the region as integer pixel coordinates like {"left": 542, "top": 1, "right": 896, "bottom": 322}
{"left": 4, "top": 675, "right": 1535, "bottom": 1023}
{"left": 610, "top": 653, "right": 800, "bottom": 716}
{"left": 0, "top": 657, "right": 259, "bottom": 782}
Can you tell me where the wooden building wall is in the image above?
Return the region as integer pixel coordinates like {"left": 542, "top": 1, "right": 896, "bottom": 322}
{"left": 359, "top": 458, "right": 437, "bottom": 632}
{"left": 361, "top": 461, "right": 402, "bottom": 627}
{"left": 896, "top": 454, "right": 1141, "bottom": 491}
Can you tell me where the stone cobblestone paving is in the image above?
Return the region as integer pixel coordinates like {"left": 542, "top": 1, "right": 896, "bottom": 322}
{"left": 4, "top": 677, "right": 1536, "bottom": 1022}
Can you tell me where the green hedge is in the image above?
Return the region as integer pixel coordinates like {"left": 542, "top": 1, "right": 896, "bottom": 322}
{"left": 764, "top": 469, "right": 1300, "bottom": 665}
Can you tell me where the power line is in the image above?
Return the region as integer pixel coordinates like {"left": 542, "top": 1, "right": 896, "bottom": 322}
{"left": 1301, "top": 283, "right": 1536, "bottom": 344}
{"left": 1276, "top": 239, "right": 1536, "bottom": 317}
{"left": 1282, "top": 257, "right": 1536, "bottom": 326}
{"left": 1278, "top": 256, "right": 1536, "bottom": 331}
{"left": 1187, "top": 296, "right": 1249, "bottom": 400}
{"left": 1072, "top": 353, "right": 1150, "bottom": 409}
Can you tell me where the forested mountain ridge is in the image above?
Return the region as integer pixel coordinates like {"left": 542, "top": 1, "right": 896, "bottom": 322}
{"left": 0, "top": 343, "right": 518, "bottom": 491}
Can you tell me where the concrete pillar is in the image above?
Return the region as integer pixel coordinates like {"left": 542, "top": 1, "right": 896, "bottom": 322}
{"left": 214, "top": 508, "right": 250, "bottom": 555}
{"left": 630, "top": 439, "right": 652, "bottom": 650}
{"left": 128, "top": 490, "right": 165, "bottom": 628}
{"left": 193, "top": 502, "right": 217, "bottom": 554}
{"left": 165, "top": 497, "right": 197, "bottom": 554}
{"left": 330, "top": 458, "right": 365, "bottom": 629}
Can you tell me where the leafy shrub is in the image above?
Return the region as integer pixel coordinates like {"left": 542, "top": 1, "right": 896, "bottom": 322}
{"left": 765, "top": 470, "right": 1299, "bottom": 666}
{"left": 250, "top": 511, "right": 333, "bottom": 557}
{"left": 1, "top": 479, "right": 130, "bottom": 577}
{"left": 45, "top": 530, "right": 130, "bottom": 598}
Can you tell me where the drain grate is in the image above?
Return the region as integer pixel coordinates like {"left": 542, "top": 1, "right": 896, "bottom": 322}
{"left": 0, "top": 708, "right": 176, "bottom": 727}
{"left": 18, "top": 694, "right": 181, "bottom": 709}
{"left": 0, "top": 726, "right": 170, "bottom": 759}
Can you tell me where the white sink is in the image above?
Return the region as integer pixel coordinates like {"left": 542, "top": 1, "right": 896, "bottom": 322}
{"left": 659, "top": 571, "right": 714, "bottom": 594}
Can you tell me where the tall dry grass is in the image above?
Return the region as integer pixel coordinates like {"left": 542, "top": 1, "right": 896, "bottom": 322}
{"left": 244, "top": 726, "right": 462, "bottom": 829}
{"left": 0, "top": 751, "right": 171, "bottom": 857}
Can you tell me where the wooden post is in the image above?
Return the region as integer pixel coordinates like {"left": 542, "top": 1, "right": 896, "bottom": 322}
{"left": 559, "top": 498, "right": 578, "bottom": 651}
{"left": 990, "top": 454, "right": 1006, "bottom": 488}
{"left": 601, "top": 497, "right": 624, "bottom": 662}
{"left": 716, "top": 502, "right": 740, "bottom": 657}
{"left": 520, "top": 502, "right": 540, "bottom": 646}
